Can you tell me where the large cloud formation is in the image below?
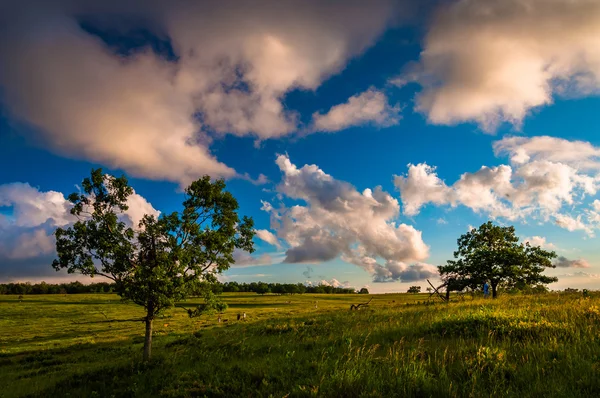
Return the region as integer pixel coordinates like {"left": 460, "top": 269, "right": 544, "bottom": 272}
{"left": 0, "top": 182, "right": 159, "bottom": 280}
{"left": 0, "top": 0, "right": 402, "bottom": 185}
{"left": 404, "top": 0, "right": 600, "bottom": 131}
{"left": 395, "top": 136, "right": 600, "bottom": 235}
{"left": 260, "top": 155, "right": 435, "bottom": 283}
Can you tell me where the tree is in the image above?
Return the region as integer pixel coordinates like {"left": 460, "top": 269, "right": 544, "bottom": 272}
{"left": 358, "top": 287, "right": 369, "bottom": 294}
{"left": 53, "top": 169, "right": 254, "bottom": 360}
{"left": 255, "top": 282, "right": 270, "bottom": 295}
{"left": 407, "top": 286, "right": 421, "bottom": 294}
{"left": 438, "top": 221, "right": 557, "bottom": 298}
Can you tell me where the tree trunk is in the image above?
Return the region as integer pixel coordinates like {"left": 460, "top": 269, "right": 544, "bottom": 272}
{"left": 143, "top": 317, "right": 153, "bottom": 361}
{"left": 491, "top": 283, "right": 498, "bottom": 299}
{"left": 445, "top": 289, "right": 450, "bottom": 301}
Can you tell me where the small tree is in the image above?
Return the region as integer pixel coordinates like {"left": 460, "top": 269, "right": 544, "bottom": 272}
{"left": 53, "top": 169, "right": 254, "bottom": 360}
{"left": 358, "top": 287, "right": 369, "bottom": 294}
{"left": 439, "top": 221, "right": 557, "bottom": 298}
{"left": 407, "top": 286, "right": 421, "bottom": 294}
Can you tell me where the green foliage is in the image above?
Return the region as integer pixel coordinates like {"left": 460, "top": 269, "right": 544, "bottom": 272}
{"left": 185, "top": 288, "right": 228, "bottom": 317}
{"left": 52, "top": 170, "right": 254, "bottom": 359}
{"left": 255, "top": 282, "right": 270, "bottom": 295}
{"left": 358, "top": 287, "right": 369, "bottom": 294}
{"left": 439, "top": 221, "right": 557, "bottom": 298}
{"left": 407, "top": 286, "right": 421, "bottom": 294}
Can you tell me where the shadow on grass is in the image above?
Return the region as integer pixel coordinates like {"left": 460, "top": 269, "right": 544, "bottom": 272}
{"left": 0, "top": 298, "right": 125, "bottom": 306}
{"left": 1, "top": 331, "right": 198, "bottom": 398}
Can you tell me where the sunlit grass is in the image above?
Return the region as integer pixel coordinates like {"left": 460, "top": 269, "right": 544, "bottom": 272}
{"left": 1, "top": 292, "right": 599, "bottom": 397}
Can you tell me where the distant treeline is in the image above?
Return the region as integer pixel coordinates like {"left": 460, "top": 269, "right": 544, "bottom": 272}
{"left": 0, "top": 281, "right": 115, "bottom": 295}
{"left": 217, "top": 281, "right": 360, "bottom": 295}
{"left": 0, "top": 281, "right": 362, "bottom": 295}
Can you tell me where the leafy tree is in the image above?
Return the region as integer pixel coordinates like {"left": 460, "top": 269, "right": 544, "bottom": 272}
{"left": 255, "top": 282, "right": 270, "bottom": 295}
{"left": 438, "top": 221, "right": 557, "bottom": 298}
{"left": 296, "top": 283, "right": 307, "bottom": 294}
{"left": 52, "top": 169, "right": 254, "bottom": 360}
{"left": 407, "top": 286, "right": 421, "bottom": 294}
{"left": 358, "top": 287, "right": 369, "bottom": 294}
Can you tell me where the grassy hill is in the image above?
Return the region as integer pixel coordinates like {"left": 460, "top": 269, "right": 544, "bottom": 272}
{"left": 1, "top": 292, "right": 600, "bottom": 397}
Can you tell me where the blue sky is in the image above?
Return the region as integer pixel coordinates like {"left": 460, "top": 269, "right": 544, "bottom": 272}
{"left": 1, "top": 0, "right": 599, "bottom": 292}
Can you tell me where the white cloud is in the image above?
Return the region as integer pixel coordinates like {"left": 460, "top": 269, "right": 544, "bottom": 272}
{"left": 494, "top": 136, "right": 600, "bottom": 170}
{"left": 0, "top": 183, "right": 72, "bottom": 228}
{"left": 0, "top": 0, "right": 399, "bottom": 185}
{"left": 255, "top": 229, "right": 281, "bottom": 249}
{"left": 523, "top": 236, "right": 556, "bottom": 250}
{"left": 262, "top": 155, "right": 430, "bottom": 282}
{"left": 554, "top": 214, "right": 595, "bottom": 236}
{"left": 404, "top": 0, "right": 600, "bottom": 131}
{"left": 125, "top": 192, "right": 161, "bottom": 228}
{"left": 0, "top": 181, "right": 158, "bottom": 276}
{"left": 311, "top": 88, "right": 400, "bottom": 132}
{"left": 394, "top": 164, "right": 452, "bottom": 216}
{"left": 436, "top": 218, "right": 447, "bottom": 225}
{"left": 317, "top": 278, "right": 352, "bottom": 288}
{"left": 394, "top": 136, "right": 600, "bottom": 234}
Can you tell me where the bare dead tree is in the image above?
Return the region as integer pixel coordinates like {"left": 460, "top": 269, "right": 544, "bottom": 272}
{"left": 427, "top": 279, "right": 448, "bottom": 302}
{"left": 350, "top": 297, "right": 373, "bottom": 310}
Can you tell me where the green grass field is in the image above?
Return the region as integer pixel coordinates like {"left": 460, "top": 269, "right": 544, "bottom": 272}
{"left": 2, "top": 292, "right": 600, "bottom": 397}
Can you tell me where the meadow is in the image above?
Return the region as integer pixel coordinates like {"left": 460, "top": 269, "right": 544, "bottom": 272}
{"left": 1, "top": 292, "right": 600, "bottom": 397}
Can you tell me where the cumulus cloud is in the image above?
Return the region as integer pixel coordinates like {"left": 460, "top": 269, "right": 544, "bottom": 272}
{"left": 0, "top": 183, "right": 72, "bottom": 228}
{"left": 255, "top": 229, "right": 281, "bottom": 249}
{"left": 523, "top": 236, "right": 556, "bottom": 250}
{"left": 554, "top": 214, "right": 594, "bottom": 235}
{"left": 494, "top": 136, "right": 600, "bottom": 171}
{"left": 394, "top": 164, "right": 452, "bottom": 216}
{"left": 261, "top": 155, "right": 430, "bottom": 282}
{"left": 0, "top": 0, "right": 400, "bottom": 185}
{"left": 0, "top": 183, "right": 72, "bottom": 266}
{"left": 1, "top": 229, "right": 55, "bottom": 260}
{"left": 394, "top": 136, "right": 600, "bottom": 234}
{"left": 554, "top": 256, "right": 591, "bottom": 268}
{"left": 311, "top": 88, "right": 400, "bottom": 133}
{"left": 341, "top": 248, "right": 438, "bottom": 283}
{"left": 0, "top": 181, "right": 158, "bottom": 278}
{"left": 231, "top": 249, "right": 273, "bottom": 268}
{"left": 125, "top": 191, "right": 161, "bottom": 228}
{"left": 404, "top": 0, "right": 600, "bottom": 131}
{"left": 317, "top": 278, "right": 352, "bottom": 288}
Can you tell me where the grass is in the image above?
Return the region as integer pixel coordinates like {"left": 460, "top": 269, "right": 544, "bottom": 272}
{"left": 1, "top": 292, "right": 600, "bottom": 397}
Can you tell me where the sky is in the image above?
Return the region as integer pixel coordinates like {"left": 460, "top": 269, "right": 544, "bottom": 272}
{"left": 1, "top": 0, "right": 600, "bottom": 292}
